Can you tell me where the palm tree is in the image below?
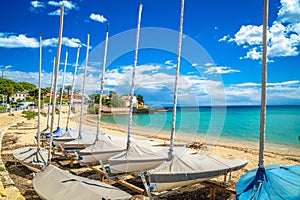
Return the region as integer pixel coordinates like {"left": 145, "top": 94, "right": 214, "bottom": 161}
{"left": 65, "top": 85, "right": 72, "bottom": 98}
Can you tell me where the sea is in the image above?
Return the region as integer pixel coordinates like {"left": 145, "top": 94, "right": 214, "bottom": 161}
{"left": 100, "top": 105, "right": 300, "bottom": 148}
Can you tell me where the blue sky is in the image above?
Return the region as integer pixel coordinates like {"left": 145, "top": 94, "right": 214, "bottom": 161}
{"left": 0, "top": 0, "right": 299, "bottom": 106}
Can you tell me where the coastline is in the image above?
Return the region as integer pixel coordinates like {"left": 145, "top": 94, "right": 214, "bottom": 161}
{"left": 86, "top": 114, "right": 300, "bottom": 154}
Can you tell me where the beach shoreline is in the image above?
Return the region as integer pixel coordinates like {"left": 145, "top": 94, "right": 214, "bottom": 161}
{"left": 1, "top": 108, "right": 300, "bottom": 199}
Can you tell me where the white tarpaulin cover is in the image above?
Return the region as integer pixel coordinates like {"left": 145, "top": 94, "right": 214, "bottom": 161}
{"left": 33, "top": 164, "right": 132, "bottom": 200}
{"left": 108, "top": 141, "right": 167, "bottom": 174}
{"left": 13, "top": 146, "right": 48, "bottom": 169}
{"left": 148, "top": 151, "right": 248, "bottom": 192}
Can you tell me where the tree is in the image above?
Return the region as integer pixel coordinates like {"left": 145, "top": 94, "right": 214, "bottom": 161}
{"left": 137, "top": 94, "right": 144, "bottom": 104}
{"left": 65, "top": 85, "right": 72, "bottom": 97}
{"left": 18, "top": 82, "right": 36, "bottom": 91}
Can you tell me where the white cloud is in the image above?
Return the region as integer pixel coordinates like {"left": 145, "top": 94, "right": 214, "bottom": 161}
{"left": 0, "top": 33, "right": 39, "bottom": 48}
{"left": 48, "top": 0, "right": 78, "bottom": 15}
{"left": 48, "top": 1, "right": 77, "bottom": 10}
{"left": 277, "top": 0, "right": 300, "bottom": 24}
{"left": 31, "top": 1, "right": 45, "bottom": 8}
{"left": 90, "top": 13, "right": 107, "bottom": 23}
{"left": 165, "top": 60, "right": 173, "bottom": 65}
{"left": 233, "top": 82, "right": 261, "bottom": 87}
{"left": 226, "top": 80, "right": 300, "bottom": 105}
{"left": 0, "top": 32, "right": 82, "bottom": 48}
{"left": 29, "top": 1, "right": 46, "bottom": 13}
{"left": 229, "top": 25, "right": 263, "bottom": 46}
{"left": 219, "top": 0, "right": 300, "bottom": 60}
{"left": 43, "top": 37, "right": 82, "bottom": 48}
{"left": 48, "top": 9, "right": 61, "bottom": 16}
{"left": 204, "top": 66, "right": 240, "bottom": 75}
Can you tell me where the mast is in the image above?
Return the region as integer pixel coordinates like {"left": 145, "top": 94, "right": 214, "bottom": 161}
{"left": 168, "top": 0, "right": 185, "bottom": 161}
{"left": 48, "top": 4, "right": 64, "bottom": 164}
{"left": 78, "top": 34, "right": 90, "bottom": 139}
{"left": 66, "top": 46, "right": 80, "bottom": 131}
{"left": 57, "top": 51, "right": 68, "bottom": 128}
{"left": 45, "top": 57, "right": 55, "bottom": 131}
{"left": 126, "top": 3, "right": 143, "bottom": 150}
{"left": 37, "top": 33, "right": 42, "bottom": 150}
{"left": 258, "top": 0, "right": 269, "bottom": 169}
{"left": 96, "top": 24, "right": 109, "bottom": 140}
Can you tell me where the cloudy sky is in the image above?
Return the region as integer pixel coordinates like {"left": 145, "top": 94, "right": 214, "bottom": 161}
{"left": 0, "top": 0, "right": 299, "bottom": 106}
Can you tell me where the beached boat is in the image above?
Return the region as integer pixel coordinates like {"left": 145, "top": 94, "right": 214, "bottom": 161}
{"left": 62, "top": 33, "right": 97, "bottom": 150}
{"left": 141, "top": 0, "right": 247, "bottom": 196}
{"left": 13, "top": 34, "right": 48, "bottom": 172}
{"left": 33, "top": 164, "right": 132, "bottom": 200}
{"left": 52, "top": 46, "right": 81, "bottom": 147}
{"left": 236, "top": 0, "right": 300, "bottom": 199}
{"left": 107, "top": 4, "right": 167, "bottom": 174}
{"left": 77, "top": 25, "right": 126, "bottom": 165}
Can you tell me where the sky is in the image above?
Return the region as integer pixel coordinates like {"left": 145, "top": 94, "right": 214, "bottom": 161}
{"left": 0, "top": 0, "right": 299, "bottom": 106}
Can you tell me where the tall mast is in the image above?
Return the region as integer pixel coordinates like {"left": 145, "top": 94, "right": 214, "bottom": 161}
{"left": 45, "top": 57, "right": 55, "bottom": 131}
{"left": 126, "top": 3, "right": 143, "bottom": 150}
{"left": 96, "top": 24, "right": 109, "bottom": 140}
{"left": 78, "top": 34, "right": 90, "bottom": 139}
{"left": 258, "top": 0, "right": 269, "bottom": 169}
{"left": 66, "top": 46, "right": 80, "bottom": 131}
{"left": 168, "top": 0, "right": 185, "bottom": 161}
{"left": 57, "top": 51, "right": 68, "bottom": 128}
{"left": 48, "top": 5, "right": 64, "bottom": 164}
{"left": 37, "top": 33, "right": 42, "bottom": 150}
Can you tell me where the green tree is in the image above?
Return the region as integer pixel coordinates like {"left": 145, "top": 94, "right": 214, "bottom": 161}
{"left": 137, "top": 94, "right": 144, "bottom": 104}
{"left": 65, "top": 85, "right": 72, "bottom": 97}
{"left": 18, "top": 82, "right": 36, "bottom": 91}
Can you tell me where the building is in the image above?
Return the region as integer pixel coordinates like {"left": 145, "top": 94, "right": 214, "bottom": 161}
{"left": 120, "top": 95, "right": 138, "bottom": 108}
{"left": 11, "top": 92, "right": 27, "bottom": 102}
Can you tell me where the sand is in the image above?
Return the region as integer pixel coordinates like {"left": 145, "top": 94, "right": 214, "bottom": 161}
{"left": 1, "top": 106, "right": 300, "bottom": 199}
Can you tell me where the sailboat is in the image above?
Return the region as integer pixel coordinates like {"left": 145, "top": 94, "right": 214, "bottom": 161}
{"left": 62, "top": 33, "right": 103, "bottom": 150}
{"left": 52, "top": 46, "right": 81, "bottom": 146}
{"left": 236, "top": 0, "right": 300, "bottom": 199}
{"left": 78, "top": 25, "right": 126, "bottom": 166}
{"left": 13, "top": 33, "right": 49, "bottom": 172}
{"left": 106, "top": 3, "right": 167, "bottom": 174}
{"left": 141, "top": 0, "right": 247, "bottom": 195}
{"left": 33, "top": 5, "right": 132, "bottom": 199}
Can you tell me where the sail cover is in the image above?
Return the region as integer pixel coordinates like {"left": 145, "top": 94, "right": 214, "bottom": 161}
{"left": 33, "top": 164, "right": 132, "bottom": 200}
{"left": 236, "top": 165, "right": 300, "bottom": 200}
{"left": 13, "top": 146, "right": 48, "bottom": 166}
{"left": 148, "top": 151, "right": 247, "bottom": 192}
{"left": 108, "top": 141, "right": 167, "bottom": 174}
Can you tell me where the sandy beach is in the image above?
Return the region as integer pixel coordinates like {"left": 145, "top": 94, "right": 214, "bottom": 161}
{"left": 1, "top": 107, "right": 300, "bottom": 199}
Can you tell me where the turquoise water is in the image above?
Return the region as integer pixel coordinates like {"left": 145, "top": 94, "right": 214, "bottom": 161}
{"left": 101, "top": 105, "right": 300, "bottom": 147}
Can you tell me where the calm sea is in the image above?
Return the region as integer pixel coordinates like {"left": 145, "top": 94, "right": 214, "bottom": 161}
{"left": 101, "top": 105, "right": 300, "bottom": 147}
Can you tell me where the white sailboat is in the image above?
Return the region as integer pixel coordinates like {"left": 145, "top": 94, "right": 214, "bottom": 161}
{"left": 62, "top": 33, "right": 101, "bottom": 150}
{"left": 107, "top": 4, "right": 167, "bottom": 174}
{"left": 79, "top": 25, "right": 126, "bottom": 165}
{"left": 52, "top": 46, "right": 81, "bottom": 146}
{"left": 13, "top": 33, "right": 49, "bottom": 172}
{"left": 141, "top": 0, "right": 247, "bottom": 195}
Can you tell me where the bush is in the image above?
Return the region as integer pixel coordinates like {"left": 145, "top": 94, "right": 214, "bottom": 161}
{"left": 22, "top": 110, "right": 38, "bottom": 120}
